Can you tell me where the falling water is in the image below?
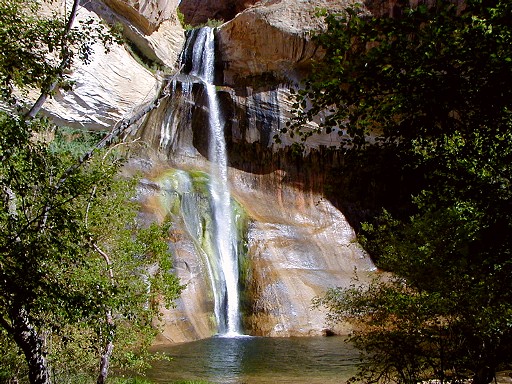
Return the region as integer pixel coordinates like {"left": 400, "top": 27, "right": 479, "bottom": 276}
{"left": 188, "top": 28, "right": 242, "bottom": 336}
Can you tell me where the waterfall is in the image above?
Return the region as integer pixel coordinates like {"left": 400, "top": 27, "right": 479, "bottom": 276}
{"left": 186, "top": 28, "right": 242, "bottom": 336}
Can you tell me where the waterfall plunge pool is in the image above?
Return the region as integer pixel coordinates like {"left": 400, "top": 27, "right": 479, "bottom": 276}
{"left": 147, "top": 336, "right": 359, "bottom": 384}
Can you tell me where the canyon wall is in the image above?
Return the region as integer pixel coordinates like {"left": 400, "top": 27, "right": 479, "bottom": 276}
{"left": 41, "top": 0, "right": 184, "bottom": 129}
{"left": 45, "top": 0, "right": 379, "bottom": 343}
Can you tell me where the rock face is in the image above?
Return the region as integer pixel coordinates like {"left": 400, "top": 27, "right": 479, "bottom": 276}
{"left": 125, "top": 0, "right": 380, "bottom": 342}
{"left": 45, "top": 0, "right": 380, "bottom": 342}
{"left": 135, "top": 170, "right": 219, "bottom": 343}
{"left": 42, "top": 0, "right": 185, "bottom": 129}
{"left": 103, "top": 0, "right": 179, "bottom": 34}
{"left": 86, "top": 0, "right": 185, "bottom": 68}
{"left": 44, "top": 0, "right": 356, "bottom": 132}
{"left": 233, "top": 171, "right": 374, "bottom": 337}
{"left": 42, "top": 1, "right": 162, "bottom": 129}
{"left": 138, "top": 160, "right": 375, "bottom": 343}
{"left": 217, "top": 0, "right": 357, "bottom": 84}
{"left": 178, "top": 0, "right": 261, "bottom": 26}
{"left": 130, "top": 130, "right": 376, "bottom": 342}
{"left": 132, "top": 54, "right": 375, "bottom": 342}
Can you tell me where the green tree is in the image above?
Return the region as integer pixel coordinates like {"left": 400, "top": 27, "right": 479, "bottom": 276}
{"left": 296, "top": 1, "right": 512, "bottom": 383}
{"left": 0, "top": 1, "right": 182, "bottom": 383}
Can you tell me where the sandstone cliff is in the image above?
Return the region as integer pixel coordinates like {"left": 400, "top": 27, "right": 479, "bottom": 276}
{"left": 102, "top": 0, "right": 178, "bottom": 34}
{"left": 40, "top": 0, "right": 185, "bottom": 129}
{"left": 41, "top": 1, "right": 160, "bottom": 129}
{"left": 130, "top": 7, "right": 377, "bottom": 339}
{"left": 43, "top": 0, "right": 379, "bottom": 342}
{"left": 86, "top": 0, "right": 185, "bottom": 67}
{"left": 217, "top": 0, "right": 355, "bottom": 84}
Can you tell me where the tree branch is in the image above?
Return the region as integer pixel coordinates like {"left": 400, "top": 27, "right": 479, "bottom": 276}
{"left": 25, "top": 0, "right": 80, "bottom": 119}
{"left": 0, "top": 315, "right": 13, "bottom": 334}
{"left": 91, "top": 242, "right": 114, "bottom": 281}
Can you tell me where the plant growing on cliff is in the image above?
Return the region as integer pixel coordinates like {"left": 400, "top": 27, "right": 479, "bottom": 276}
{"left": 296, "top": 1, "right": 512, "bottom": 383}
{"left": 0, "top": 1, "right": 182, "bottom": 383}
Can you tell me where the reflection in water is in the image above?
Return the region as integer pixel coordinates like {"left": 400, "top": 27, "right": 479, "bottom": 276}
{"left": 148, "top": 336, "right": 359, "bottom": 384}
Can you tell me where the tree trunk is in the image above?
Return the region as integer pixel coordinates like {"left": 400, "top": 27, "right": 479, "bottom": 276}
{"left": 25, "top": 0, "right": 80, "bottom": 120}
{"left": 92, "top": 242, "right": 115, "bottom": 384}
{"left": 10, "top": 307, "right": 51, "bottom": 384}
{"left": 96, "top": 340, "right": 113, "bottom": 384}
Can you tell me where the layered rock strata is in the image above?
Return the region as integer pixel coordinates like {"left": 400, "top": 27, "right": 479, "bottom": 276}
{"left": 42, "top": 0, "right": 185, "bottom": 129}
{"left": 102, "top": 0, "right": 178, "bottom": 34}
{"left": 133, "top": 155, "right": 374, "bottom": 343}
{"left": 41, "top": 1, "right": 161, "bottom": 129}
{"left": 132, "top": 72, "right": 375, "bottom": 342}
{"left": 84, "top": 0, "right": 184, "bottom": 68}
{"left": 43, "top": 0, "right": 381, "bottom": 341}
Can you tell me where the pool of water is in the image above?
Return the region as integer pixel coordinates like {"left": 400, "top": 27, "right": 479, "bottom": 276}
{"left": 147, "top": 336, "right": 360, "bottom": 384}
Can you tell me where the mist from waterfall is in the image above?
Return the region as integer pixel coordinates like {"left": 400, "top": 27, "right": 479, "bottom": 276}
{"left": 187, "top": 27, "right": 242, "bottom": 336}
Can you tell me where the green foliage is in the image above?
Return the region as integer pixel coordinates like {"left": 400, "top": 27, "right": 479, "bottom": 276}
{"left": 0, "top": 329, "right": 27, "bottom": 383}
{"left": 315, "top": 279, "right": 447, "bottom": 383}
{"left": 176, "top": 8, "right": 192, "bottom": 30}
{"left": 0, "top": 112, "right": 183, "bottom": 382}
{"left": 49, "top": 126, "right": 107, "bottom": 157}
{"left": 202, "top": 19, "right": 224, "bottom": 29}
{"left": 124, "top": 40, "right": 164, "bottom": 73}
{"left": 175, "top": 7, "right": 223, "bottom": 30}
{"left": 0, "top": 1, "right": 181, "bottom": 383}
{"left": 292, "top": 1, "right": 512, "bottom": 151}
{"left": 304, "top": 1, "right": 512, "bottom": 383}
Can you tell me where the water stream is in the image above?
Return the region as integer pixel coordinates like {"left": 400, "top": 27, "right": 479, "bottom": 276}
{"left": 185, "top": 27, "right": 241, "bottom": 335}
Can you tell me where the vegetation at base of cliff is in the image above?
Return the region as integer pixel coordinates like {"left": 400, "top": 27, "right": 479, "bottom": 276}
{"left": 294, "top": 1, "right": 512, "bottom": 383}
{"left": 50, "top": 126, "right": 108, "bottom": 157}
{"left": 177, "top": 8, "right": 224, "bottom": 31}
{"left": 176, "top": 8, "right": 192, "bottom": 30}
{"left": 0, "top": 1, "right": 183, "bottom": 383}
{"left": 124, "top": 40, "right": 165, "bottom": 74}
{"left": 197, "top": 19, "right": 225, "bottom": 29}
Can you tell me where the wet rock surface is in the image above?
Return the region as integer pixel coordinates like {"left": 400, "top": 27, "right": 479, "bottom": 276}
{"left": 44, "top": 0, "right": 384, "bottom": 341}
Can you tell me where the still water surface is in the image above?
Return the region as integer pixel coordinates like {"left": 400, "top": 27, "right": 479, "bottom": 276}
{"left": 147, "top": 336, "right": 359, "bottom": 384}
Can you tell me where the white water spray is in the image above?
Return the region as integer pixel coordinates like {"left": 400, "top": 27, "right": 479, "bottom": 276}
{"left": 189, "top": 28, "right": 241, "bottom": 336}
